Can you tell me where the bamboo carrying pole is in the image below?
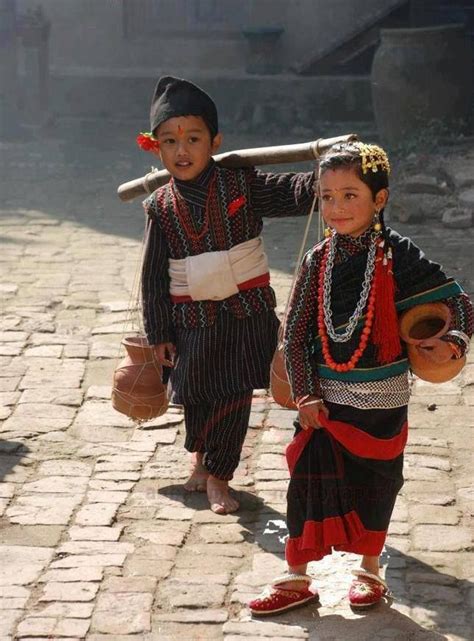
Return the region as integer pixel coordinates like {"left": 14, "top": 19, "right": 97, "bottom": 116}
{"left": 117, "top": 133, "right": 358, "bottom": 202}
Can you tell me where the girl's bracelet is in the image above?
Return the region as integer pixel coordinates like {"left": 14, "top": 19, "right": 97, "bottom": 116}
{"left": 297, "top": 398, "right": 323, "bottom": 410}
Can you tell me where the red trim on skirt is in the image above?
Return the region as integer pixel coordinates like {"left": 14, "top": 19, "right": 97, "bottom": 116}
{"left": 170, "top": 272, "right": 271, "bottom": 303}
{"left": 286, "top": 413, "right": 408, "bottom": 475}
{"left": 285, "top": 511, "right": 387, "bottom": 566}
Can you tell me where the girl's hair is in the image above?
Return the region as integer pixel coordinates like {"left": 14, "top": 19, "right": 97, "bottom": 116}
{"left": 318, "top": 142, "right": 390, "bottom": 200}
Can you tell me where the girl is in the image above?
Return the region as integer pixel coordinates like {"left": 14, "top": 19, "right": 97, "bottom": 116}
{"left": 249, "top": 141, "right": 473, "bottom": 614}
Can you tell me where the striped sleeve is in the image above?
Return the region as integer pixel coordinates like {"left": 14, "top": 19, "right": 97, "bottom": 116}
{"left": 248, "top": 167, "right": 315, "bottom": 219}
{"left": 140, "top": 197, "right": 174, "bottom": 345}
{"left": 283, "top": 245, "right": 323, "bottom": 399}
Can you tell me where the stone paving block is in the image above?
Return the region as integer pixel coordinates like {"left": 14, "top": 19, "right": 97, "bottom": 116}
{"left": 16, "top": 617, "right": 90, "bottom": 638}
{"left": 94, "top": 460, "right": 143, "bottom": 472}
{"left": 86, "top": 385, "right": 112, "bottom": 399}
{"left": 74, "top": 503, "right": 119, "bottom": 526}
{"left": 0, "top": 377, "right": 21, "bottom": 391}
{"left": 72, "top": 423, "right": 133, "bottom": 442}
{"left": 74, "top": 400, "right": 133, "bottom": 427}
{"left": 0, "top": 596, "right": 29, "bottom": 609}
{"left": 128, "top": 523, "right": 190, "bottom": 546}
{"left": 63, "top": 344, "right": 89, "bottom": 358}
{"left": 198, "top": 524, "right": 246, "bottom": 544}
{"left": 37, "top": 460, "right": 92, "bottom": 477}
{"left": 160, "top": 579, "right": 226, "bottom": 608}
{"left": 2, "top": 416, "right": 73, "bottom": 433}
{"left": 19, "top": 373, "right": 83, "bottom": 390}
{"left": 154, "top": 610, "right": 228, "bottom": 623}
{"left": 184, "top": 544, "right": 245, "bottom": 559}
{"left": 0, "top": 610, "right": 22, "bottom": 636}
{"left": 124, "top": 557, "right": 174, "bottom": 579}
{"left": 408, "top": 505, "right": 461, "bottom": 525}
{"left": 68, "top": 526, "right": 124, "bottom": 541}
{"left": 0, "top": 525, "right": 64, "bottom": 547}
{"left": 86, "top": 490, "right": 129, "bottom": 503}
{"left": 29, "top": 602, "right": 94, "bottom": 618}
{"left": 88, "top": 479, "right": 135, "bottom": 492}
{"left": 412, "top": 525, "right": 472, "bottom": 551}
{"left": 130, "top": 428, "right": 178, "bottom": 445}
{"left": 24, "top": 345, "right": 63, "bottom": 358}
{"left": 155, "top": 506, "right": 194, "bottom": 520}
{"left": 39, "top": 581, "right": 100, "bottom": 602}
{"left": 0, "top": 483, "right": 15, "bottom": 498}
{"left": 0, "top": 546, "right": 53, "bottom": 586}
{"left": 102, "top": 576, "right": 157, "bottom": 593}
{"left": 223, "top": 620, "right": 308, "bottom": 638}
{"left": 92, "top": 592, "right": 153, "bottom": 634}
{"left": 58, "top": 541, "right": 134, "bottom": 556}
{"left": 40, "top": 567, "right": 104, "bottom": 583}
{"left": 23, "top": 476, "right": 89, "bottom": 494}
{"left": 0, "top": 390, "right": 20, "bottom": 405}
{"left": 19, "top": 388, "right": 84, "bottom": 406}
{"left": 6, "top": 494, "right": 82, "bottom": 525}
{"left": 49, "top": 554, "right": 127, "bottom": 569}
{"left": 0, "top": 343, "right": 24, "bottom": 356}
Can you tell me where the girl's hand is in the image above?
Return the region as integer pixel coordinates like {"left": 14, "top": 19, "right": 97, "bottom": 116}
{"left": 416, "top": 338, "right": 455, "bottom": 364}
{"left": 151, "top": 342, "right": 176, "bottom": 368}
{"left": 297, "top": 397, "right": 329, "bottom": 430}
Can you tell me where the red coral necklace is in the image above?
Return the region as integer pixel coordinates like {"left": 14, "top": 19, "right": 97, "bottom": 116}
{"left": 317, "top": 235, "right": 383, "bottom": 372}
{"left": 171, "top": 174, "right": 217, "bottom": 242}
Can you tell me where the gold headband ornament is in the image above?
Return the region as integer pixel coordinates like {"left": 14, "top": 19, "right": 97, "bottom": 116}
{"left": 355, "top": 142, "right": 391, "bottom": 175}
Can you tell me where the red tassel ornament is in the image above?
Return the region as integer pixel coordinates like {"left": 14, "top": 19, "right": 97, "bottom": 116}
{"left": 372, "top": 242, "right": 402, "bottom": 364}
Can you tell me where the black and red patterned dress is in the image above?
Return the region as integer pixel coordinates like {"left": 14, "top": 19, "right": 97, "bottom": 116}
{"left": 283, "top": 229, "right": 473, "bottom": 564}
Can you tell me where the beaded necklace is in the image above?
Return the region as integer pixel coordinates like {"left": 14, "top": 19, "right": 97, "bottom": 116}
{"left": 318, "top": 232, "right": 384, "bottom": 372}
{"left": 171, "top": 173, "right": 217, "bottom": 242}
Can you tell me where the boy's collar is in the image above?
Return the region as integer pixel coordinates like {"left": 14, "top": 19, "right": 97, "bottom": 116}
{"left": 174, "top": 159, "right": 215, "bottom": 190}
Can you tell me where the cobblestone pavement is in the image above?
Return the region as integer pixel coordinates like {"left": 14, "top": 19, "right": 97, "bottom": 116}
{"left": 0, "top": 123, "right": 473, "bottom": 640}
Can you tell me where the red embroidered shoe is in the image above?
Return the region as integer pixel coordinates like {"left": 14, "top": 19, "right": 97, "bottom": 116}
{"left": 249, "top": 574, "right": 319, "bottom": 616}
{"left": 348, "top": 569, "right": 389, "bottom": 609}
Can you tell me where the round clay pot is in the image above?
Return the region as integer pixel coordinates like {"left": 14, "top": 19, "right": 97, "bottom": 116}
{"left": 399, "top": 302, "right": 465, "bottom": 383}
{"left": 371, "top": 24, "right": 473, "bottom": 145}
{"left": 112, "top": 336, "right": 168, "bottom": 422}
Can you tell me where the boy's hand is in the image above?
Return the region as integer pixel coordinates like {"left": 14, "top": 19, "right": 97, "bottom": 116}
{"left": 151, "top": 342, "right": 176, "bottom": 368}
{"left": 416, "top": 338, "right": 455, "bottom": 364}
{"left": 298, "top": 398, "right": 329, "bottom": 430}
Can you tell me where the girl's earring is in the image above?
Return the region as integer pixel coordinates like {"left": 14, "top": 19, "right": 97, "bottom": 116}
{"left": 324, "top": 226, "right": 332, "bottom": 238}
{"left": 373, "top": 210, "right": 382, "bottom": 232}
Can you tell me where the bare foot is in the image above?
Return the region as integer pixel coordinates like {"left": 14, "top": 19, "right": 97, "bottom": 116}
{"left": 207, "top": 475, "right": 239, "bottom": 514}
{"left": 183, "top": 452, "right": 209, "bottom": 492}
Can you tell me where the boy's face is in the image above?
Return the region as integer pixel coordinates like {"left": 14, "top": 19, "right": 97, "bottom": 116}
{"left": 154, "top": 115, "right": 222, "bottom": 181}
{"left": 318, "top": 167, "right": 388, "bottom": 237}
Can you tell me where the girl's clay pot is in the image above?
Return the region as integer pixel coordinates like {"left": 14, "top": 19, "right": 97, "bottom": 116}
{"left": 112, "top": 336, "right": 168, "bottom": 422}
{"left": 270, "top": 337, "right": 297, "bottom": 410}
{"left": 399, "top": 302, "right": 465, "bottom": 383}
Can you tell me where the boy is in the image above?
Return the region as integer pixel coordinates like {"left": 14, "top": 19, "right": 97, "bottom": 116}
{"left": 140, "top": 76, "right": 315, "bottom": 514}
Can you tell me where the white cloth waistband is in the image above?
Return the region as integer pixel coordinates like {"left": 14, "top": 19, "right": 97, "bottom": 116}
{"left": 168, "top": 236, "right": 269, "bottom": 301}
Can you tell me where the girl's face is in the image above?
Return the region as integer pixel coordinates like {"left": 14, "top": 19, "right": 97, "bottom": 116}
{"left": 154, "top": 115, "right": 222, "bottom": 181}
{"left": 318, "top": 167, "right": 388, "bottom": 237}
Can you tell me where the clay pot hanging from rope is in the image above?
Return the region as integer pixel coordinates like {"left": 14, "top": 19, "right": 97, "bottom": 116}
{"left": 399, "top": 302, "right": 465, "bottom": 383}
{"left": 270, "top": 328, "right": 297, "bottom": 410}
{"left": 112, "top": 336, "right": 168, "bottom": 423}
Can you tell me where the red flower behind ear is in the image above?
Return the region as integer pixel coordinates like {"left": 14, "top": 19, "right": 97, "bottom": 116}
{"left": 228, "top": 195, "right": 246, "bottom": 216}
{"left": 136, "top": 132, "right": 161, "bottom": 152}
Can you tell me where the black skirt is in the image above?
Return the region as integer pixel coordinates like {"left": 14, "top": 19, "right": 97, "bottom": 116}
{"left": 286, "top": 402, "right": 407, "bottom": 565}
{"left": 169, "top": 309, "right": 279, "bottom": 404}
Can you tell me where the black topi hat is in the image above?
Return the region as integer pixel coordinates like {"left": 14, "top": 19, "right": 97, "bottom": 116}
{"left": 149, "top": 76, "right": 218, "bottom": 138}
